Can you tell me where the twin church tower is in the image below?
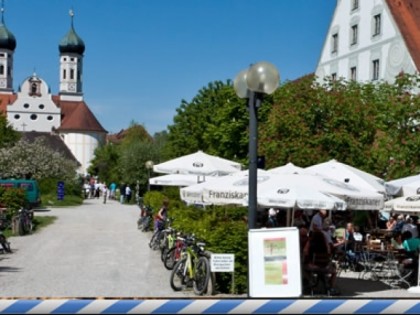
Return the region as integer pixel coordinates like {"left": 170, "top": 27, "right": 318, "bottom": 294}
{"left": 0, "top": 7, "right": 107, "bottom": 175}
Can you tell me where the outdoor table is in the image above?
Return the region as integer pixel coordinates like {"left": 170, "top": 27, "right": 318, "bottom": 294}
{"left": 359, "top": 245, "right": 412, "bottom": 288}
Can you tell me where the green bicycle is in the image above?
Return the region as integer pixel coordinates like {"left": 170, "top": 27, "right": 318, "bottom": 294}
{"left": 169, "top": 235, "right": 210, "bottom": 295}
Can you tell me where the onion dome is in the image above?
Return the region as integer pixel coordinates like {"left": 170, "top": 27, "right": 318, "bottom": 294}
{"left": 59, "top": 9, "right": 85, "bottom": 55}
{"left": 0, "top": 8, "right": 16, "bottom": 51}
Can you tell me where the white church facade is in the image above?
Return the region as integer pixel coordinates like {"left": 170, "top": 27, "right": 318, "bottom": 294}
{"left": 315, "top": 0, "right": 420, "bottom": 84}
{"left": 0, "top": 9, "right": 107, "bottom": 175}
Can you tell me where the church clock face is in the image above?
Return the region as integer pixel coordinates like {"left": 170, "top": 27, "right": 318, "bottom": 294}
{"left": 68, "top": 83, "right": 76, "bottom": 91}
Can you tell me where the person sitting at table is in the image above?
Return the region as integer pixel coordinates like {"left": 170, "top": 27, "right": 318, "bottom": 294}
{"left": 402, "top": 231, "right": 420, "bottom": 253}
{"left": 386, "top": 215, "right": 397, "bottom": 231}
{"left": 390, "top": 231, "right": 404, "bottom": 250}
{"left": 402, "top": 216, "right": 418, "bottom": 238}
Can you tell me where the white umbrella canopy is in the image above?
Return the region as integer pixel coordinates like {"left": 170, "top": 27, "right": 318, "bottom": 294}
{"left": 385, "top": 174, "right": 420, "bottom": 197}
{"left": 153, "top": 150, "right": 242, "bottom": 176}
{"left": 256, "top": 183, "right": 347, "bottom": 210}
{"left": 181, "top": 171, "right": 383, "bottom": 210}
{"left": 267, "top": 162, "right": 305, "bottom": 175}
{"left": 256, "top": 173, "right": 383, "bottom": 210}
{"left": 180, "top": 169, "right": 269, "bottom": 206}
{"left": 149, "top": 174, "right": 218, "bottom": 187}
{"left": 305, "top": 159, "right": 386, "bottom": 195}
{"left": 383, "top": 195, "right": 420, "bottom": 214}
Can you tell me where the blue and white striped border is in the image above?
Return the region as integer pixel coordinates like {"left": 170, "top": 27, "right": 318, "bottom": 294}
{"left": 1, "top": 299, "right": 420, "bottom": 314}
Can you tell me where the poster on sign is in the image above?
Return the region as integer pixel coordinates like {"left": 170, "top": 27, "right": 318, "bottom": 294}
{"left": 248, "top": 227, "right": 301, "bottom": 297}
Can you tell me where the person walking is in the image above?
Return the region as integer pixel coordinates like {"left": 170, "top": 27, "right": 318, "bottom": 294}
{"left": 119, "top": 183, "right": 126, "bottom": 204}
{"left": 103, "top": 184, "right": 108, "bottom": 204}
{"left": 125, "top": 185, "right": 132, "bottom": 204}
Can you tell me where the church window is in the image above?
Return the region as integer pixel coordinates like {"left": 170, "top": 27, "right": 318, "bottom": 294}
{"left": 23, "top": 103, "right": 30, "bottom": 109}
{"left": 331, "top": 73, "right": 337, "bottom": 81}
{"left": 0, "top": 53, "right": 4, "bottom": 57}
{"left": 31, "top": 83, "right": 37, "bottom": 94}
{"left": 30, "top": 114, "right": 38, "bottom": 120}
{"left": 47, "top": 116, "right": 53, "bottom": 121}
{"left": 0, "top": 64, "right": 4, "bottom": 75}
{"left": 350, "top": 67, "right": 357, "bottom": 81}
{"left": 39, "top": 104, "right": 45, "bottom": 109}
{"left": 63, "top": 69, "right": 66, "bottom": 79}
{"left": 70, "top": 69, "right": 74, "bottom": 80}
{"left": 14, "top": 114, "right": 20, "bottom": 120}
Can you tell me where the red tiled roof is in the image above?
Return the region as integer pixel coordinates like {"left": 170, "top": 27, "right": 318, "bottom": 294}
{"left": 52, "top": 96, "right": 107, "bottom": 133}
{"left": 386, "top": 0, "right": 420, "bottom": 71}
{"left": 0, "top": 93, "right": 17, "bottom": 113}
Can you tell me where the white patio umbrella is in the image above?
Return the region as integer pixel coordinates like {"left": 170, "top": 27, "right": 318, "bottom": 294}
{"left": 385, "top": 174, "right": 420, "bottom": 197}
{"left": 149, "top": 174, "right": 218, "bottom": 187}
{"left": 383, "top": 195, "right": 420, "bottom": 214}
{"left": 181, "top": 171, "right": 383, "bottom": 210}
{"left": 153, "top": 150, "right": 242, "bottom": 176}
{"left": 267, "top": 162, "right": 305, "bottom": 175}
{"left": 305, "top": 159, "right": 386, "bottom": 195}
{"left": 180, "top": 169, "right": 269, "bottom": 206}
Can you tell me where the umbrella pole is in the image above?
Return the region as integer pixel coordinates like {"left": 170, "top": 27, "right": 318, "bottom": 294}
{"left": 291, "top": 207, "right": 295, "bottom": 227}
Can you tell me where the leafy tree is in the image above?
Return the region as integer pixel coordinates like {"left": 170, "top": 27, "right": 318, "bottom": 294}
{"left": 0, "top": 114, "right": 20, "bottom": 148}
{"left": 0, "top": 137, "right": 78, "bottom": 181}
{"left": 166, "top": 80, "right": 250, "bottom": 164}
{"left": 87, "top": 143, "right": 120, "bottom": 183}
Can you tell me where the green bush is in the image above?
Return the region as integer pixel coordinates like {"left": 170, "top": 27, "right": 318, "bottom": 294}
{"left": 0, "top": 186, "right": 26, "bottom": 217}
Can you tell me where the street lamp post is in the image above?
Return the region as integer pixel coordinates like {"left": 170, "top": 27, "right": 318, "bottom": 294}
{"left": 233, "top": 62, "right": 280, "bottom": 229}
{"left": 145, "top": 160, "right": 154, "bottom": 192}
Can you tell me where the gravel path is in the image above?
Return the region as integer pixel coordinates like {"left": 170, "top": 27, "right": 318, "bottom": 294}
{"left": 0, "top": 198, "right": 197, "bottom": 298}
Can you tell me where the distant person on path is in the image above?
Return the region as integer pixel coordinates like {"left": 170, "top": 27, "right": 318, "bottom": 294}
{"left": 103, "top": 184, "right": 108, "bottom": 204}
{"left": 119, "top": 183, "right": 126, "bottom": 203}
{"left": 109, "top": 182, "right": 116, "bottom": 200}
{"left": 125, "top": 185, "right": 132, "bottom": 203}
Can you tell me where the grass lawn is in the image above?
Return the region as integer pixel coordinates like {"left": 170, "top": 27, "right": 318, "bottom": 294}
{"left": 2, "top": 215, "right": 56, "bottom": 238}
{"left": 40, "top": 194, "right": 84, "bottom": 207}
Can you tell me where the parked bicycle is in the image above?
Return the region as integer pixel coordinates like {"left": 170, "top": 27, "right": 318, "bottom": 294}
{"left": 149, "top": 218, "right": 171, "bottom": 251}
{"left": 169, "top": 235, "right": 210, "bottom": 295}
{"left": 164, "top": 233, "right": 187, "bottom": 270}
{"left": 137, "top": 205, "right": 153, "bottom": 232}
{"left": 16, "top": 207, "right": 33, "bottom": 236}
{"left": 0, "top": 209, "right": 12, "bottom": 253}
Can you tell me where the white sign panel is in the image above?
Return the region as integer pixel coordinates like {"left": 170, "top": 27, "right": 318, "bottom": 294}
{"left": 210, "top": 254, "right": 235, "bottom": 272}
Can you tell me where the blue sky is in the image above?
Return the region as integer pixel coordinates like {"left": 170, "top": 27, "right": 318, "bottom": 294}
{"left": 4, "top": 0, "right": 336, "bottom": 135}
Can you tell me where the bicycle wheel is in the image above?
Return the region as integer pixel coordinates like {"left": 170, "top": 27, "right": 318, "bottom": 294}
{"left": 170, "top": 257, "right": 187, "bottom": 291}
{"left": 164, "top": 247, "right": 177, "bottom": 270}
{"left": 149, "top": 231, "right": 162, "bottom": 250}
{"left": 193, "top": 256, "right": 210, "bottom": 295}
{"left": 0, "top": 235, "right": 11, "bottom": 253}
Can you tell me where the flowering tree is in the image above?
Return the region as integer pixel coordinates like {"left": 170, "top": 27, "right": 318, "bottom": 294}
{"left": 0, "top": 137, "right": 78, "bottom": 181}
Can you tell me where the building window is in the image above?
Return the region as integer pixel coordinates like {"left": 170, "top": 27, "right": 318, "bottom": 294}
{"left": 64, "top": 58, "right": 67, "bottom": 61}
{"left": 71, "top": 58, "right": 74, "bottom": 61}
{"left": 0, "top": 64, "right": 4, "bottom": 75}
{"left": 70, "top": 69, "right": 74, "bottom": 80}
{"left": 14, "top": 114, "right": 20, "bottom": 120}
{"left": 351, "top": 24, "right": 358, "bottom": 45}
{"left": 350, "top": 67, "right": 357, "bottom": 81}
{"left": 332, "top": 33, "right": 338, "bottom": 53}
{"left": 63, "top": 69, "right": 66, "bottom": 80}
{"left": 0, "top": 53, "right": 4, "bottom": 57}
{"left": 372, "top": 59, "right": 380, "bottom": 81}
{"left": 47, "top": 116, "right": 53, "bottom": 121}
{"left": 39, "top": 104, "right": 45, "bottom": 109}
{"left": 331, "top": 73, "right": 337, "bottom": 81}
{"left": 30, "top": 114, "right": 38, "bottom": 121}
{"left": 23, "top": 103, "right": 30, "bottom": 109}
{"left": 373, "top": 14, "right": 381, "bottom": 36}
{"left": 352, "top": 0, "right": 359, "bottom": 11}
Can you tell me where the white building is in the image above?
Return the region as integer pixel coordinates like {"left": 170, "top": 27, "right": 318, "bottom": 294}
{"left": 0, "top": 9, "right": 107, "bottom": 175}
{"left": 315, "top": 0, "right": 420, "bottom": 84}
